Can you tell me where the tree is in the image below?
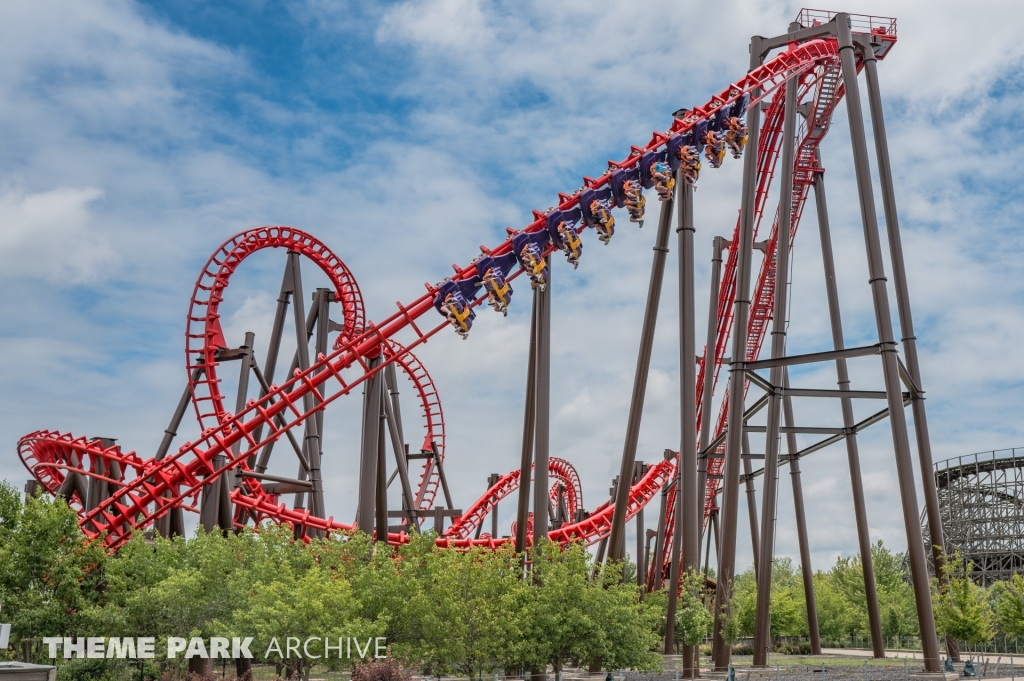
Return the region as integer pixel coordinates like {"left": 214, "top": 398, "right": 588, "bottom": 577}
{"left": 992, "top": 572, "right": 1024, "bottom": 637}
{"left": 232, "top": 564, "right": 380, "bottom": 681}
{"left": 670, "top": 568, "right": 713, "bottom": 647}
{"left": 931, "top": 550, "right": 994, "bottom": 645}
{"left": 0, "top": 481, "right": 106, "bottom": 653}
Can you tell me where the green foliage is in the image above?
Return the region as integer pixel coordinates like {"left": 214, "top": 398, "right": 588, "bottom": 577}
{"left": 0, "top": 481, "right": 107, "bottom": 647}
{"left": 932, "top": 549, "right": 994, "bottom": 644}
{"left": 671, "top": 568, "right": 714, "bottom": 646}
{"left": 813, "top": 540, "right": 918, "bottom": 642}
{"left": 732, "top": 558, "right": 808, "bottom": 639}
{"left": 992, "top": 572, "right": 1024, "bottom": 637}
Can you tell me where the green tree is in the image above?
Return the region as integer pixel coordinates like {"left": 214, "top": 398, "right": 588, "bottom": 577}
{"left": 932, "top": 550, "right": 993, "bottom": 645}
{"left": 0, "top": 482, "right": 106, "bottom": 652}
{"left": 232, "top": 563, "right": 379, "bottom": 681}
{"left": 992, "top": 572, "right": 1024, "bottom": 637}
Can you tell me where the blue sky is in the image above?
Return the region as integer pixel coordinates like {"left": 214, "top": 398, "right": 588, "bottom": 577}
{"left": 2, "top": 0, "right": 1024, "bottom": 575}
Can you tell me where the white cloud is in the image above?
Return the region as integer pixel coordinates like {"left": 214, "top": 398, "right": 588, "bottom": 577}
{"left": 0, "top": 186, "right": 112, "bottom": 283}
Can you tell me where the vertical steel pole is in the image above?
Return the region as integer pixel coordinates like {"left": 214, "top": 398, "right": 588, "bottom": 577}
{"left": 836, "top": 14, "right": 940, "bottom": 672}
{"left": 858, "top": 35, "right": 956, "bottom": 661}
{"left": 697, "top": 236, "right": 725, "bottom": 575}
{"left": 812, "top": 150, "right": 885, "bottom": 657}
{"left": 753, "top": 68, "right": 798, "bottom": 668}
{"left": 376, "top": 390, "right": 389, "bottom": 542}
{"left": 784, "top": 372, "right": 820, "bottom": 654}
{"left": 382, "top": 366, "right": 416, "bottom": 518}
{"left": 533, "top": 256, "right": 552, "bottom": 547}
{"left": 742, "top": 433, "right": 760, "bottom": 580}
{"left": 515, "top": 290, "right": 539, "bottom": 555}
{"left": 608, "top": 187, "right": 675, "bottom": 562}
{"left": 652, "top": 467, "right": 670, "bottom": 590}
{"left": 713, "top": 35, "right": 764, "bottom": 672}
{"left": 252, "top": 258, "right": 293, "bottom": 446}
{"left": 357, "top": 355, "right": 383, "bottom": 534}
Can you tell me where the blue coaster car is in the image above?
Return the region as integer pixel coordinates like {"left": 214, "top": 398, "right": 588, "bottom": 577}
{"left": 433, "top": 279, "right": 476, "bottom": 338}
{"left": 474, "top": 254, "right": 516, "bottom": 315}
{"left": 715, "top": 93, "right": 750, "bottom": 159}
{"left": 546, "top": 208, "right": 584, "bottom": 269}
{"left": 512, "top": 230, "right": 550, "bottom": 289}
{"left": 668, "top": 131, "right": 702, "bottom": 187}
{"left": 640, "top": 149, "right": 675, "bottom": 201}
{"left": 610, "top": 167, "right": 646, "bottom": 226}
{"left": 579, "top": 187, "right": 616, "bottom": 244}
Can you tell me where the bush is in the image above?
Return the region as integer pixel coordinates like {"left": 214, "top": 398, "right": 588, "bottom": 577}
{"left": 352, "top": 657, "right": 410, "bottom": 681}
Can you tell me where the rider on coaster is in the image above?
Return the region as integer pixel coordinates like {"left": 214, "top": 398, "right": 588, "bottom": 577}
{"left": 723, "top": 115, "right": 748, "bottom": 159}
{"left": 622, "top": 179, "right": 646, "bottom": 223}
{"left": 676, "top": 144, "right": 702, "bottom": 186}
{"left": 650, "top": 160, "right": 676, "bottom": 200}
{"left": 701, "top": 128, "right": 726, "bottom": 169}
{"left": 589, "top": 199, "right": 615, "bottom": 245}
{"left": 441, "top": 290, "right": 473, "bottom": 338}
{"left": 481, "top": 266, "right": 512, "bottom": 315}
{"left": 519, "top": 241, "right": 548, "bottom": 289}
{"left": 556, "top": 220, "right": 583, "bottom": 269}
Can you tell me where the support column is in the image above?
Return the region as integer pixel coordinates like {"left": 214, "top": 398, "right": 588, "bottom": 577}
{"left": 533, "top": 257, "right": 552, "bottom": 548}
{"left": 154, "top": 369, "right": 201, "bottom": 538}
{"left": 742, "top": 433, "right": 760, "bottom": 579}
{"left": 858, "top": 35, "right": 956, "bottom": 661}
{"left": 753, "top": 67, "right": 798, "bottom": 668}
{"left": 812, "top": 151, "right": 885, "bottom": 657}
{"left": 783, "top": 373, "right": 820, "bottom": 654}
{"left": 635, "top": 462, "right": 646, "bottom": 588}
{"left": 608, "top": 183, "right": 675, "bottom": 562}
{"left": 357, "top": 356, "right": 383, "bottom": 535}
{"left": 836, "top": 14, "right": 940, "bottom": 672}
{"left": 382, "top": 365, "right": 416, "bottom": 520}
{"left": 515, "top": 290, "right": 539, "bottom": 555}
{"left": 712, "top": 35, "right": 763, "bottom": 672}
{"left": 668, "top": 176, "right": 698, "bottom": 672}
{"left": 376, "top": 389, "right": 389, "bottom": 542}
{"left": 697, "top": 236, "right": 726, "bottom": 580}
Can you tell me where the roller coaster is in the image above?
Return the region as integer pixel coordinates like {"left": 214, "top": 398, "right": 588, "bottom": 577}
{"left": 15, "top": 9, "right": 952, "bottom": 676}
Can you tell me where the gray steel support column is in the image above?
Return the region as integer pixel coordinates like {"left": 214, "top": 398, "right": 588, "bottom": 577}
{"left": 288, "top": 253, "right": 319, "bottom": 515}
{"left": 836, "top": 15, "right": 940, "bottom": 672}
{"left": 382, "top": 371, "right": 416, "bottom": 519}
{"left": 635, "top": 469, "right": 646, "bottom": 588}
{"left": 652, "top": 472, "right": 670, "bottom": 590}
{"left": 312, "top": 290, "right": 331, "bottom": 525}
{"left": 357, "top": 355, "right": 383, "bottom": 535}
{"left": 668, "top": 176, "right": 699, "bottom": 671}
{"left": 376, "top": 390, "right": 389, "bottom": 542}
{"left": 515, "top": 290, "right": 539, "bottom": 554}
{"left": 253, "top": 257, "right": 293, "bottom": 446}
{"left": 859, "top": 36, "right": 956, "bottom": 661}
{"left": 812, "top": 152, "right": 885, "bottom": 658}
{"left": 608, "top": 188, "right": 675, "bottom": 562}
{"left": 533, "top": 256, "right": 552, "bottom": 547}
{"left": 697, "top": 237, "right": 725, "bottom": 578}
{"left": 742, "top": 433, "right": 760, "bottom": 579}
{"left": 154, "top": 371, "right": 200, "bottom": 538}
{"left": 783, "top": 373, "right": 821, "bottom": 654}
{"left": 232, "top": 332, "right": 254, "bottom": 465}
{"left": 753, "top": 68, "right": 798, "bottom": 668}
{"left": 712, "top": 35, "right": 764, "bottom": 672}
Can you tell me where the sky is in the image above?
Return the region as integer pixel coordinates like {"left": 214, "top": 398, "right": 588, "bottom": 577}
{"left": 2, "top": 0, "right": 1024, "bottom": 576}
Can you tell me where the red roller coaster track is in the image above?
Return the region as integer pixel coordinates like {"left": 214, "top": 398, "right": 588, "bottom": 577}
{"left": 18, "top": 19, "right": 895, "bottom": 571}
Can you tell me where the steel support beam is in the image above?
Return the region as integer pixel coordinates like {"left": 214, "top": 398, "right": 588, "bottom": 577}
{"left": 357, "top": 355, "right": 383, "bottom": 535}
{"left": 783, "top": 371, "right": 821, "bottom": 654}
{"left": 753, "top": 65, "right": 797, "bottom": 668}
{"left": 742, "top": 432, "right": 760, "bottom": 579}
{"left": 713, "top": 34, "right": 763, "bottom": 672}
{"left": 533, "top": 256, "right": 552, "bottom": 548}
{"left": 699, "top": 236, "right": 727, "bottom": 557}
{"left": 515, "top": 290, "right": 539, "bottom": 555}
{"left": 858, "top": 34, "right": 957, "bottom": 662}
{"left": 608, "top": 191, "right": 675, "bottom": 563}
{"left": 382, "top": 365, "right": 416, "bottom": 520}
{"left": 836, "top": 15, "right": 940, "bottom": 672}
{"left": 811, "top": 149, "right": 885, "bottom": 657}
